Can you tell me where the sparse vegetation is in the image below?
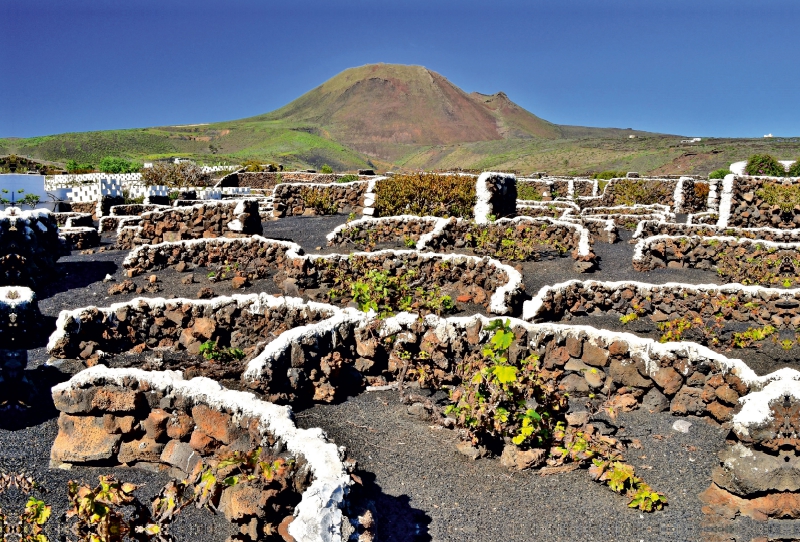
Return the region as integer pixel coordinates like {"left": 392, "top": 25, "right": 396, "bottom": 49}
{"left": 140, "top": 162, "right": 211, "bottom": 188}
{"left": 708, "top": 168, "right": 730, "bottom": 179}
{"left": 374, "top": 173, "right": 476, "bottom": 218}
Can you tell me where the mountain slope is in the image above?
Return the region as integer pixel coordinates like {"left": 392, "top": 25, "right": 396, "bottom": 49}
{"left": 252, "top": 64, "right": 561, "bottom": 161}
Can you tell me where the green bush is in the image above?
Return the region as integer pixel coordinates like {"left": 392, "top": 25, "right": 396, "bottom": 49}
{"left": 99, "top": 156, "right": 140, "bottom": 174}
{"left": 788, "top": 160, "right": 800, "bottom": 177}
{"left": 374, "top": 173, "right": 476, "bottom": 218}
{"left": 708, "top": 168, "right": 730, "bottom": 179}
{"left": 336, "top": 174, "right": 359, "bottom": 183}
{"left": 745, "top": 154, "right": 785, "bottom": 176}
{"left": 609, "top": 179, "right": 673, "bottom": 206}
{"left": 320, "top": 164, "right": 334, "bottom": 174}
{"left": 591, "top": 171, "right": 626, "bottom": 180}
{"left": 241, "top": 159, "right": 263, "bottom": 172}
{"left": 517, "top": 183, "right": 544, "bottom": 201}
{"left": 65, "top": 159, "right": 95, "bottom": 173}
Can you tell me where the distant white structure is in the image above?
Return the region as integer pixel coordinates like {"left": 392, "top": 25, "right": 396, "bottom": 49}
{"left": 764, "top": 133, "right": 774, "bottom": 138}
{"left": 680, "top": 137, "right": 702, "bottom": 143}
{"left": 628, "top": 135, "right": 636, "bottom": 139}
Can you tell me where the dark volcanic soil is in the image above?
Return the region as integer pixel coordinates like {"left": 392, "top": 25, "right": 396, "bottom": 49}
{"left": 11, "top": 215, "right": 798, "bottom": 542}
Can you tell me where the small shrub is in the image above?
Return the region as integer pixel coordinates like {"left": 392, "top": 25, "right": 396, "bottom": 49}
{"left": 99, "top": 156, "right": 141, "bottom": 174}
{"left": 591, "top": 171, "right": 625, "bottom": 180}
{"left": 756, "top": 182, "right": 800, "bottom": 212}
{"left": 241, "top": 159, "right": 263, "bottom": 172}
{"left": 337, "top": 174, "right": 359, "bottom": 183}
{"left": 374, "top": 173, "right": 476, "bottom": 218}
{"left": 65, "top": 159, "right": 95, "bottom": 173}
{"left": 300, "top": 186, "right": 339, "bottom": 215}
{"left": 788, "top": 159, "right": 800, "bottom": 177}
{"left": 320, "top": 164, "right": 334, "bottom": 174}
{"left": 141, "top": 162, "right": 210, "bottom": 188}
{"left": 708, "top": 168, "right": 730, "bottom": 179}
{"left": 694, "top": 182, "right": 710, "bottom": 201}
{"left": 745, "top": 154, "right": 785, "bottom": 176}
{"left": 517, "top": 183, "right": 545, "bottom": 201}
{"left": 610, "top": 179, "right": 673, "bottom": 206}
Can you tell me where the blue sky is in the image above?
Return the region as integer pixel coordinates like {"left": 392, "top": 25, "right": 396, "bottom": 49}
{"left": 2, "top": 0, "right": 798, "bottom": 138}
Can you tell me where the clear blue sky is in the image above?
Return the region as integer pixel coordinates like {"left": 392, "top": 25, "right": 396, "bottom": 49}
{"left": 2, "top": 0, "right": 798, "bottom": 138}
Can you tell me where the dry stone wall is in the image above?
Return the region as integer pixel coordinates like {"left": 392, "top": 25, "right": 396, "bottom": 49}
{"left": 50, "top": 366, "right": 350, "bottom": 542}
{"left": 117, "top": 199, "right": 262, "bottom": 249}
{"left": 272, "top": 182, "right": 370, "bottom": 218}
{"left": 717, "top": 175, "right": 800, "bottom": 229}
{"left": 632, "top": 234, "right": 800, "bottom": 286}
{"left": 0, "top": 207, "right": 68, "bottom": 287}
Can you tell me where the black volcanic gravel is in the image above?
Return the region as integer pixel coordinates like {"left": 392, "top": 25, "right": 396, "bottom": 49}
{"left": 9, "top": 216, "right": 798, "bottom": 542}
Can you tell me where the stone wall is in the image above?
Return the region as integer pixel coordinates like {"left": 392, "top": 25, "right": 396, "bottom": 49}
{"left": 524, "top": 279, "right": 800, "bottom": 340}
{"left": 701, "top": 380, "right": 800, "bottom": 521}
{"left": 272, "top": 182, "right": 370, "bottom": 218}
{"left": 423, "top": 216, "right": 594, "bottom": 263}
{"left": 123, "top": 236, "right": 303, "bottom": 278}
{"left": 0, "top": 207, "right": 67, "bottom": 287}
{"left": 634, "top": 220, "right": 800, "bottom": 242}
{"left": 326, "top": 216, "right": 440, "bottom": 249}
{"left": 718, "top": 175, "right": 800, "bottom": 229}
{"left": 632, "top": 234, "right": 800, "bottom": 286}
{"left": 52, "top": 212, "right": 93, "bottom": 228}
{"left": 221, "top": 171, "right": 375, "bottom": 190}
{"left": 121, "top": 236, "right": 524, "bottom": 315}
{"left": 560, "top": 216, "right": 618, "bottom": 243}
{"left": 47, "top": 293, "right": 335, "bottom": 363}
{"left": 50, "top": 366, "right": 350, "bottom": 542}
{"left": 60, "top": 227, "right": 100, "bottom": 250}
{"left": 326, "top": 215, "right": 595, "bottom": 263}
{"left": 578, "top": 177, "right": 704, "bottom": 213}
{"left": 474, "top": 172, "right": 517, "bottom": 222}
{"left": 117, "top": 200, "right": 262, "bottom": 249}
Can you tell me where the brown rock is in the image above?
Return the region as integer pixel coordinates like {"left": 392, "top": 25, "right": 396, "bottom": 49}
{"left": 197, "top": 287, "right": 216, "bottom": 299}
{"left": 715, "top": 384, "right": 739, "bottom": 405}
{"left": 232, "top": 276, "right": 248, "bottom": 289}
{"left": 191, "top": 318, "right": 216, "bottom": 340}
{"left": 166, "top": 413, "right": 194, "bottom": 440}
{"left": 189, "top": 430, "right": 218, "bottom": 454}
{"left": 160, "top": 440, "right": 203, "bottom": 474}
{"left": 582, "top": 343, "right": 609, "bottom": 367}
{"left": 560, "top": 374, "right": 590, "bottom": 394}
{"left": 142, "top": 409, "right": 171, "bottom": 441}
{"left": 544, "top": 346, "right": 570, "bottom": 369}
{"left": 499, "top": 445, "right": 546, "bottom": 470}
{"left": 670, "top": 387, "right": 705, "bottom": 416}
{"left": 91, "top": 387, "right": 144, "bottom": 413}
{"left": 609, "top": 359, "right": 651, "bottom": 388}
{"left": 108, "top": 280, "right": 136, "bottom": 295}
{"left": 191, "top": 405, "right": 235, "bottom": 443}
{"left": 707, "top": 401, "right": 734, "bottom": 422}
{"left": 652, "top": 367, "right": 683, "bottom": 396}
{"left": 218, "top": 484, "right": 275, "bottom": 521}
{"left": 608, "top": 340, "right": 628, "bottom": 356}
{"left": 566, "top": 336, "right": 582, "bottom": 358}
{"left": 103, "top": 414, "right": 137, "bottom": 434}
{"left": 149, "top": 274, "right": 158, "bottom": 284}
{"left": 52, "top": 387, "right": 95, "bottom": 414}
{"left": 51, "top": 414, "right": 122, "bottom": 463}
{"left": 118, "top": 437, "right": 165, "bottom": 464}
